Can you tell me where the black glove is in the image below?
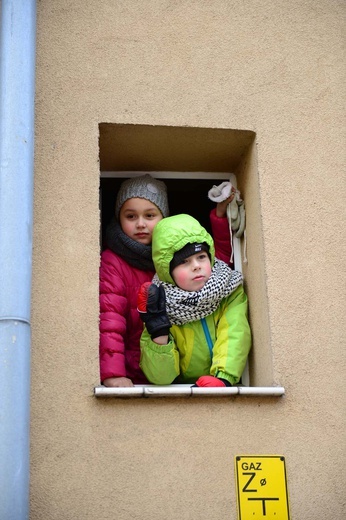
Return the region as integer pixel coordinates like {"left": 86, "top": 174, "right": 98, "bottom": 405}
{"left": 138, "top": 282, "right": 171, "bottom": 340}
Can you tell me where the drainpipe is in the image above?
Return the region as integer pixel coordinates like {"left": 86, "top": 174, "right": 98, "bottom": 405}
{"left": 0, "top": 1, "right": 36, "bottom": 519}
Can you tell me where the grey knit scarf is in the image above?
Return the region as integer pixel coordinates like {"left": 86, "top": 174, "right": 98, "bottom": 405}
{"left": 105, "top": 218, "right": 155, "bottom": 271}
{"left": 152, "top": 259, "right": 243, "bottom": 325}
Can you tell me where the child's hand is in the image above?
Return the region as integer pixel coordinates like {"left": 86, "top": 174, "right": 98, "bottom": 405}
{"left": 194, "top": 375, "right": 232, "bottom": 387}
{"left": 103, "top": 377, "right": 134, "bottom": 387}
{"left": 138, "top": 282, "right": 171, "bottom": 340}
{"left": 215, "top": 187, "right": 236, "bottom": 218}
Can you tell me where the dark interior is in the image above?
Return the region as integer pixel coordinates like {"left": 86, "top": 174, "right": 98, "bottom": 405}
{"left": 100, "top": 177, "right": 228, "bottom": 250}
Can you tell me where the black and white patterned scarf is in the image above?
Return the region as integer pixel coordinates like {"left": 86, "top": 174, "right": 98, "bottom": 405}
{"left": 105, "top": 218, "right": 155, "bottom": 271}
{"left": 152, "top": 259, "right": 243, "bottom": 325}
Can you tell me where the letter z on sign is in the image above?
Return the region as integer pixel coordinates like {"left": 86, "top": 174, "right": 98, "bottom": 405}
{"left": 234, "top": 456, "right": 290, "bottom": 519}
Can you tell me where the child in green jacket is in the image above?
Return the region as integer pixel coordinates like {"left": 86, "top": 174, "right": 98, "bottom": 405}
{"left": 138, "top": 214, "right": 251, "bottom": 387}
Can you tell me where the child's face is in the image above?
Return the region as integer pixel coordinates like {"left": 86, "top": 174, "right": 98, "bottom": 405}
{"left": 119, "top": 198, "right": 163, "bottom": 245}
{"left": 171, "top": 251, "right": 212, "bottom": 291}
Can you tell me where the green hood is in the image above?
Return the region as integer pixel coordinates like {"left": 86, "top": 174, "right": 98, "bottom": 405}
{"left": 152, "top": 214, "right": 215, "bottom": 285}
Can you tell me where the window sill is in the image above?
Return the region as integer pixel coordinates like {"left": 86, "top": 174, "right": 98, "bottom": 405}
{"left": 94, "top": 384, "right": 285, "bottom": 398}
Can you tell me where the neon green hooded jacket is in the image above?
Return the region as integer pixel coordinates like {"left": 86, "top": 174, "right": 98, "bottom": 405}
{"left": 140, "top": 214, "right": 251, "bottom": 385}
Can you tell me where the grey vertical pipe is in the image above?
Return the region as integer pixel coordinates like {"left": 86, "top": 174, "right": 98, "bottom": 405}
{"left": 0, "top": 1, "right": 36, "bottom": 519}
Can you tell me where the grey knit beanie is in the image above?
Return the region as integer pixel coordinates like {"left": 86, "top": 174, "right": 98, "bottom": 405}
{"left": 115, "top": 174, "right": 169, "bottom": 219}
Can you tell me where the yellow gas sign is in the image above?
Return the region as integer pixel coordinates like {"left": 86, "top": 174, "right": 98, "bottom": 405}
{"left": 235, "top": 456, "right": 290, "bottom": 519}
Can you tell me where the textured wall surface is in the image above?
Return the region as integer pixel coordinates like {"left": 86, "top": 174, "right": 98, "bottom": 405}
{"left": 31, "top": 1, "right": 345, "bottom": 519}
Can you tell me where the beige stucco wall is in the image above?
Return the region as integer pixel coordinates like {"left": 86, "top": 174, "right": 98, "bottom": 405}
{"left": 31, "top": 1, "right": 345, "bottom": 519}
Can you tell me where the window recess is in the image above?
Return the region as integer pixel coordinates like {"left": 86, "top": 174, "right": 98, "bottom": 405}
{"left": 97, "top": 123, "right": 279, "bottom": 397}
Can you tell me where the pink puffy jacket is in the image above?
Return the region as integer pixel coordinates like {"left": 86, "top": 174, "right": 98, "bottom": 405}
{"left": 99, "top": 249, "right": 153, "bottom": 384}
{"left": 99, "top": 210, "right": 232, "bottom": 384}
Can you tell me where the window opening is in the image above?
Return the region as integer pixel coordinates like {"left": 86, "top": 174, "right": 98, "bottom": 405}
{"left": 98, "top": 123, "right": 274, "bottom": 392}
{"left": 100, "top": 170, "right": 249, "bottom": 385}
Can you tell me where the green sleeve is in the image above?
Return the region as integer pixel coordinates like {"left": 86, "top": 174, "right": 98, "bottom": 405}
{"left": 140, "top": 328, "right": 180, "bottom": 385}
{"left": 210, "top": 286, "right": 252, "bottom": 385}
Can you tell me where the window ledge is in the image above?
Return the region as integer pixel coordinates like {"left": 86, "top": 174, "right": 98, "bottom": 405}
{"left": 94, "top": 384, "right": 285, "bottom": 398}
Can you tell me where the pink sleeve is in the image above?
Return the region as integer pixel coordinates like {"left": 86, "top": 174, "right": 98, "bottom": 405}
{"left": 99, "top": 250, "right": 127, "bottom": 381}
{"left": 210, "top": 208, "right": 233, "bottom": 267}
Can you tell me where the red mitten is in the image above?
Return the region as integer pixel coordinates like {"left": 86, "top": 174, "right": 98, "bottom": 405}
{"left": 138, "top": 282, "right": 152, "bottom": 312}
{"left": 194, "top": 375, "right": 232, "bottom": 387}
